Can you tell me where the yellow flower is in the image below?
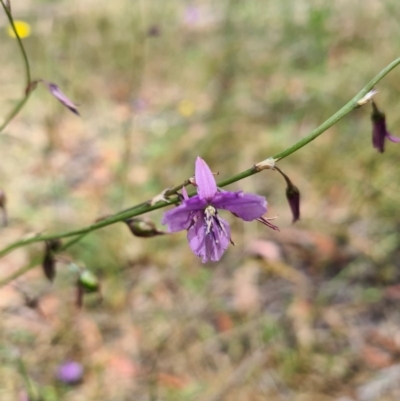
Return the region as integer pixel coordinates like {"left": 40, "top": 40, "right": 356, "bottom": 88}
{"left": 177, "top": 99, "right": 195, "bottom": 117}
{"left": 7, "top": 20, "right": 31, "bottom": 39}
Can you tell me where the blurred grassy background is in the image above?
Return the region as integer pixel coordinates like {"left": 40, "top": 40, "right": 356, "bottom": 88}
{"left": 1, "top": 0, "right": 400, "bottom": 400}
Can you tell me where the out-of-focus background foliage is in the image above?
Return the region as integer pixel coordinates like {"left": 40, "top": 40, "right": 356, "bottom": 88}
{"left": 1, "top": 0, "right": 400, "bottom": 399}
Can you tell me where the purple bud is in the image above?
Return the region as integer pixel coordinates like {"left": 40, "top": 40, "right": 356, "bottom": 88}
{"left": 42, "top": 81, "right": 80, "bottom": 116}
{"left": 56, "top": 361, "right": 83, "bottom": 385}
{"left": 286, "top": 184, "right": 300, "bottom": 223}
{"left": 371, "top": 101, "right": 400, "bottom": 153}
{"left": 371, "top": 101, "right": 387, "bottom": 153}
{"left": 275, "top": 167, "right": 301, "bottom": 223}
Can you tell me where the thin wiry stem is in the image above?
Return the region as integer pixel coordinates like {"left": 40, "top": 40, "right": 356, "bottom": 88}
{"left": 0, "top": 0, "right": 33, "bottom": 132}
{"left": 1, "top": 57, "right": 400, "bottom": 283}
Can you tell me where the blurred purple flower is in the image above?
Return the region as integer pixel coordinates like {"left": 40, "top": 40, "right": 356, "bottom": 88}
{"left": 43, "top": 81, "right": 80, "bottom": 116}
{"left": 162, "top": 157, "right": 268, "bottom": 263}
{"left": 132, "top": 97, "right": 147, "bottom": 112}
{"left": 56, "top": 361, "right": 83, "bottom": 385}
{"left": 371, "top": 101, "right": 400, "bottom": 153}
{"left": 184, "top": 6, "right": 200, "bottom": 26}
{"left": 18, "top": 391, "right": 29, "bottom": 401}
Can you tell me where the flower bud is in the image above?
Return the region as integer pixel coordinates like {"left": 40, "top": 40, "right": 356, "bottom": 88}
{"left": 56, "top": 361, "right": 83, "bottom": 385}
{"left": 0, "top": 189, "right": 6, "bottom": 209}
{"left": 0, "top": 189, "right": 7, "bottom": 226}
{"left": 37, "top": 80, "right": 79, "bottom": 115}
{"left": 76, "top": 269, "right": 101, "bottom": 308}
{"left": 42, "top": 239, "right": 62, "bottom": 282}
{"left": 286, "top": 184, "right": 300, "bottom": 223}
{"left": 125, "top": 218, "right": 165, "bottom": 238}
{"left": 275, "top": 167, "right": 301, "bottom": 223}
{"left": 78, "top": 270, "right": 99, "bottom": 293}
{"left": 371, "top": 101, "right": 400, "bottom": 153}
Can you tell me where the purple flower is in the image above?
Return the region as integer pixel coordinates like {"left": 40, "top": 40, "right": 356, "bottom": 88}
{"left": 184, "top": 6, "right": 200, "bottom": 26}
{"left": 371, "top": 101, "right": 400, "bottom": 153}
{"left": 56, "top": 361, "right": 83, "bottom": 385}
{"left": 162, "top": 157, "right": 269, "bottom": 263}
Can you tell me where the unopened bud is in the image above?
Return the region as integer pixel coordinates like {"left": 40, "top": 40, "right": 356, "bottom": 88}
{"left": 76, "top": 269, "right": 101, "bottom": 308}
{"left": 275, "top": 167, "right": 301, "bottom": 223}
{"left": 125, "top": 218, "right": 165, "bottom": 238}
{"left": 370, "top": 101, "right": 400, "bottom": 153}
{"left": 0, "top": 189, "right": 6, "bottom": 208}
{"left": 0, "top": 189, "right": 7, "bottom": 226}
{"left": 42, "top": 239, "right": 62, "bottom": 282}
{"left": 78, "top": 270, "right": 99, "bottom": 293}
{"left": 286, "top": 184, "right": 300, "bottom": 223}
{"left": 38, "top": 80, "right": 79, "bottom": 115}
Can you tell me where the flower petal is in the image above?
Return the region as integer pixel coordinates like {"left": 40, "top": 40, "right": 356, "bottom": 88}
{"left": 386, "top": 132, "right": 400, "bottom": 143}
{"left": 195, "top": 157, "right": 217, "bottom": 200}
{"left": 187, "top": 213, "right": 231, "bottom": 263}
{"left": 212, "top": 191, "right": 267, "bottom": 221}
{"left": 162, "top": 196, "right": 206, "bottom": 232}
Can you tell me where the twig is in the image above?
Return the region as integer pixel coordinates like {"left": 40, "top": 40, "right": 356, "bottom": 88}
{"left": 0, "top": 0, "right": 33, "bottom": 132}
{"left": 1, "top": 57, "right": 400, "bottom": 278}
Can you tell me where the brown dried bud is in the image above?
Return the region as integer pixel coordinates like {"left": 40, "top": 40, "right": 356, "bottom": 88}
{"left": 125, "top": 218, "right": 165, "bottom": 238}
{"left": 42, "top": 239, "right": 62, "bottom": 282}
{"left": 147, "top": 25, "right": 161, "bottom": 37}
{"left": 0, "top": 189, "right": 7, "bottom": 227}
{"left": 0, "top": 189, "right": 6, "bottom": 209}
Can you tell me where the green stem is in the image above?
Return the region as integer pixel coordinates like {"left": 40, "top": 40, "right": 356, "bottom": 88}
{"left": 0, "top": 0, "right": 32, "bottom": 132}
{"left": 1, "top": 57, "right": 400, "bottom": 265}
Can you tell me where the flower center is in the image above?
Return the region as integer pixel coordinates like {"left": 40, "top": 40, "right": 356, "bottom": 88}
{"left": 204, "top": 205, "right": 217, "bottom": 235}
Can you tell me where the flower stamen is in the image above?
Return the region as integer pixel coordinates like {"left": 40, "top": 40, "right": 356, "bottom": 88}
{"left": 204, "top": 205, "right": 216, "bottom": 235}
